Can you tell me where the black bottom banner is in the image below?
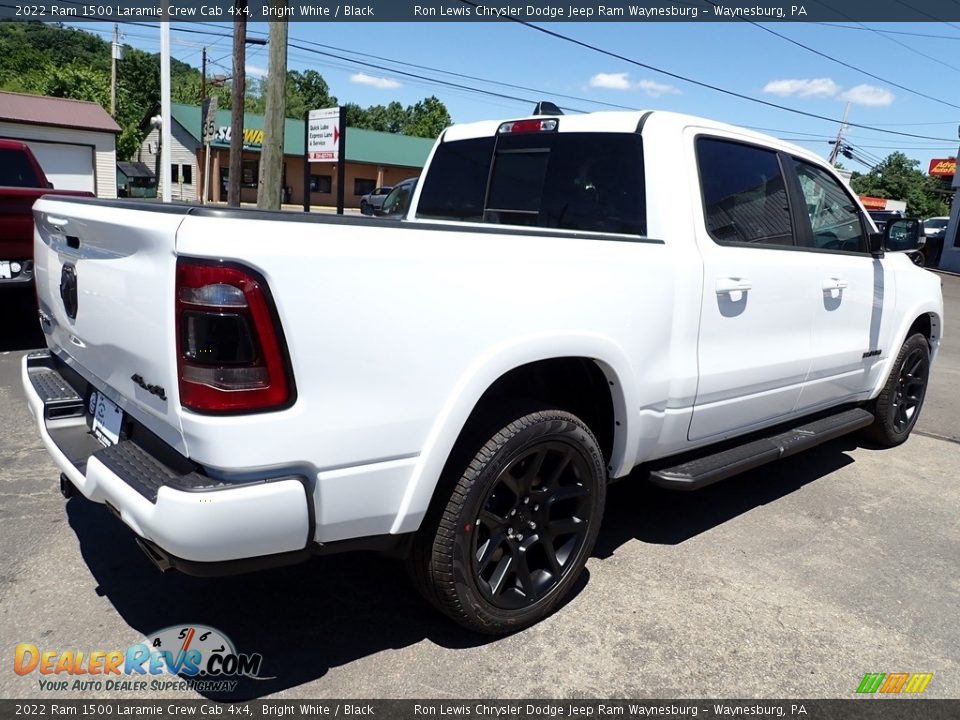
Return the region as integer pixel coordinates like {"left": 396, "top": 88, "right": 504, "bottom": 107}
{"left": 1, "top": 699, "right": 957, "bottom": 720}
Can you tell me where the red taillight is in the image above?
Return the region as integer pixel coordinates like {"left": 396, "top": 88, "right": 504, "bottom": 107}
{"left": 498, "top": 119, "right": 558, "bottom": 134}
{"left": 175, "top": 259, "right": 293, "bottom": 413}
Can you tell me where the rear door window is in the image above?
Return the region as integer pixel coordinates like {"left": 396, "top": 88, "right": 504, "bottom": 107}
{"left": 696, "top": 137, "right": 794, "bottom": 247}
{"left": 417, "top": 131, "right": 646, "bottom": 236}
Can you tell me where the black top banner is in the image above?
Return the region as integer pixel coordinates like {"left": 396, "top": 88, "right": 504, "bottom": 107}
{"left": 5, "top": 0, "right": 960, "bottom": 22}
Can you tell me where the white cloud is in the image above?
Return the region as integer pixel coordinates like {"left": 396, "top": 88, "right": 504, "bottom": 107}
{"left": 762, "top": 78, "right": 840, "bottom": 98}
{"left": 246, "top": 64, "right": 268, "bottom": 79}
{"left": 635, "top": 79, "right": 680, "bottom": 97}
{"left": 350, "top": 72, "right": 401, "bottom": 90}
{"left": 840, "top": 84, "right": 895, "bottom": 107}
{"left": 589, "top": 72, "right": 680, "bottom": 96}
{"left": 589, "top": 72, "right": 631, "bottom": 90}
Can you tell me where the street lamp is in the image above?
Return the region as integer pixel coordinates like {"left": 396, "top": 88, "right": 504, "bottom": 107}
{"left": 150, "top": 115, "right": 162, "bottom": 195}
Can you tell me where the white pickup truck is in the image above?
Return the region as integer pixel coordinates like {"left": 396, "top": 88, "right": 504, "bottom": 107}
{"left": 24, "top": 108, "right": 943, "bottom": 634}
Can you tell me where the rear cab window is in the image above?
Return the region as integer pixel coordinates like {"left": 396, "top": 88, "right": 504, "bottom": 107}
{"left": 416, "top": 128, "right": 647, "bottom": 236}
{"left": 0, "top": 148, "right": 42, "bottom": 188}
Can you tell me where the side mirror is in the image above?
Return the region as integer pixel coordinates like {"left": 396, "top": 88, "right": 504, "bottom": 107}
{"left": 884, "top": 218, "right": 922, "bottom": 253}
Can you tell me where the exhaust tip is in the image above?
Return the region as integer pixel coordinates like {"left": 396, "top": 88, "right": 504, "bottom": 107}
{"left": 135, "top": 537, "right": 173, "bottom": 573}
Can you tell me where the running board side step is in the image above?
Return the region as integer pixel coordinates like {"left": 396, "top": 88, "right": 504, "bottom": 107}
{"left": 650, "top": 408, "right": 874, "bottom": 491}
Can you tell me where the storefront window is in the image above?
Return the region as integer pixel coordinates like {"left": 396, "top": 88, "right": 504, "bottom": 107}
{"left": 311, "top": 175, "right": 332, "bottom": 193}
{"left": 354, "top": 178, "right": 376, "bottom": 196}
{"left": 241, "top": 160, "right": 259, "bottom": 188}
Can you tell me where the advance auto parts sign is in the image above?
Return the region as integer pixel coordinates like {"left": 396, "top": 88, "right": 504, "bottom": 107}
{"left": 929, "top": 158, "right": 956, "bottom": 177}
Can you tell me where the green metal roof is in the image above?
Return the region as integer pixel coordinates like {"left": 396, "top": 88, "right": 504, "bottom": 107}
{"left": 170, "top": 103, "right": 434, "bottom": 168}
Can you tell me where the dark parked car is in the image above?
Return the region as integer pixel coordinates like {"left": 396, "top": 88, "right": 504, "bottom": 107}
{"left": 922, "top": 216, "right": 949, "bottom": 267}
{"left": 359, "top": 186, "right": 393, "bottom": 215}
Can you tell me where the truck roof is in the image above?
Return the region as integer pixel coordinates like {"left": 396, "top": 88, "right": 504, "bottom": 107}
{"left": 441, "top": 109, "right": 824, "bottom": 167}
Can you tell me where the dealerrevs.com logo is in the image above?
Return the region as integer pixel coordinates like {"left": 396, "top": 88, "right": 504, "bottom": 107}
{"left": 14, "top": 625, "right": 268, "bottom": 694}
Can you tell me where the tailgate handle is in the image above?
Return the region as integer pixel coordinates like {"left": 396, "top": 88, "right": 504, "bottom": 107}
{"left": 66, "top": 236, "right": 80, "bottom": 249}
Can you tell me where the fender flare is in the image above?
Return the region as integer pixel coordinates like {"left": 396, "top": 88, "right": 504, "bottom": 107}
{"left": 389, "top": 333, "right": 639, "bottom": 534}
{"left": 870, "top": 304, "right": 942, "bottom": 398}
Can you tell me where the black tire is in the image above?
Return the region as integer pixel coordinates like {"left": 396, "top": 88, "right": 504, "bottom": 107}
{"left": 408, "top": 405, "right": 606, "bottom": 634}
{"left": 360, "top": 201, "right": 370, "bottom": 215}
{"left": 862, "top": 333, "right": 930, "bottom": 447}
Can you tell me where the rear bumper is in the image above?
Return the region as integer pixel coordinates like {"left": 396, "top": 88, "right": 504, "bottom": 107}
{"left": 22, "top": 351, "right": 312, "bottom": 567}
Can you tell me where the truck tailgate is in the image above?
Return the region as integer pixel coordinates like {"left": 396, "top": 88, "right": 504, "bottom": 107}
{"left": 32, "top": 198, "right": 191, "bottom": 454}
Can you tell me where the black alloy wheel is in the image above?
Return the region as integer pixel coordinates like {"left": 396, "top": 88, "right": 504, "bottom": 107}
{"left": 863, "top": 332, "right": 930, "bottom": 447}
{"left": 890, "top": 345, "right": 928, "bottom": 434}
{"left": 407, "top": 405, "right": 606, "bottom": 634}
{"left": 471, "top": 440, "right": 595, "bottom": 610}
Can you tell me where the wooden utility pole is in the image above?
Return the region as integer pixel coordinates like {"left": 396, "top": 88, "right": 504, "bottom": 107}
{"left": 258, "top": 17, "right": 289, "bottom": 210}
{"left": 828, "top": 102, "right": 851, "bottom": 166}
{"left": 227, "top": 7, "right": 247, "bottom": 208}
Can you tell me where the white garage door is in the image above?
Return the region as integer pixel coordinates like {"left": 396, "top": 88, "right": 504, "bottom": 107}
{"left": 24, "top": 141, "right": 95, "bottom": 193}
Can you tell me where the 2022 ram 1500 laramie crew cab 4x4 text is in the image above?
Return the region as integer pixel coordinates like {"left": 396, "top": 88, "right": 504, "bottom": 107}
{"left": 24, "top": 109, "right": 942, "bottom": 633}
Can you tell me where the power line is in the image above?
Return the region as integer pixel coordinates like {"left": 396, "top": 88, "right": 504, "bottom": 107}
{"left": 809, "top": 22, "right": 960, "bottom": 40}
{"left": 810, "top": 0, "right": 960, "bottom": 75}
{"left": 288, "top": 41, "right": 589, "bottom": 112}
{"left": 454, "top": 2, "right": 956, "bottom": 142}
{"left": 697, "top": 0, "right": 960, "bottom": 110}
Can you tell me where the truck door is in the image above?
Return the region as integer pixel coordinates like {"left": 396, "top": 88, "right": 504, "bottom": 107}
{"left": 787, "top": 158, "right": 890, "bottom": 410}
{"left": 688, "top": 135, "right": 818, "bottom": 442}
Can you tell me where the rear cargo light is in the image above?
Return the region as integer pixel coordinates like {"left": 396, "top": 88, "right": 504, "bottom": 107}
{"left": 175, "top": 259, "right": 294, "bottom": 413}
{"left": 498, "top": 119, "right": 558, "bottom": 134}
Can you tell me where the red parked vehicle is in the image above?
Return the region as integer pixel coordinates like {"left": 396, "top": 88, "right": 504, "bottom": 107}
{"left": 0, "top": 139, "right": 94, "bottom": 287}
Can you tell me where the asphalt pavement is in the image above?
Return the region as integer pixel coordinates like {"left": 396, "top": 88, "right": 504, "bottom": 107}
{"left": 1, "top": 275, "right": 958, "bottom": 700}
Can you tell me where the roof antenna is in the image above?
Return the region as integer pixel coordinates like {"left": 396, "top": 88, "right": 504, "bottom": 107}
{"left": 533, "top": 101, "right": 564, "bottom": 116}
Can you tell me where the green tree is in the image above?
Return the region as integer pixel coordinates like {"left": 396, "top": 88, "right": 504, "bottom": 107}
{"left": 850, "top": 152, "right": 950, "bottom": 218}
{"left": 404, "top": 95, "right": 451, "bottom": 139}
{"left": 286, "top": 69, "right": 337, "bottom": 118}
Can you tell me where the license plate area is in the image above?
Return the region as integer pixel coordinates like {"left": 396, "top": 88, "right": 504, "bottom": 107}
{"left": 87, "top": 390, "right": 125, "bottom": 447}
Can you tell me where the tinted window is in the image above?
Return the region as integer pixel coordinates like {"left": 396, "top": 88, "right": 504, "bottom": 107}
{"left": 697, "top": 138, "right": 793, "bottom": 247}
{"left": 418, "top": 132, "right": 646, "bottom": 236}
{"left": 793, "top": 159, "right": 867, "bottom": 253}
{"left": 0, "top": 149, "right": 42, "bottom": 187}
{"left": 417, "top": 137, "right": 494, "bottom": 222}
{"left": 925, "top": 218, "right": 948, "bottom": 229}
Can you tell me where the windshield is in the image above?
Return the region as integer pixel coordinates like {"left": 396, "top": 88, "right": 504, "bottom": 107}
{"left": 925, "top": 218, "right": 948, "bottom": 229}
{"left": 381, "top": 181, "right": 416, "bottom": 215}
{"left": 417, "top": 132, "right": 647, "bottom": 236}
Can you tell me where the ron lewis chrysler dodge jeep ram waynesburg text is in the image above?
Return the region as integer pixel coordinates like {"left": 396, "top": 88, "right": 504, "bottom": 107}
{"left": 24, "top": 108, "right": 943, "bottom": 634}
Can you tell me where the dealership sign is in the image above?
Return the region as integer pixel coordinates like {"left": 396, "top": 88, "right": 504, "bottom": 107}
{"left": 307, "top": 107, "right": 341, "bottom": 162}
{"left": 929, "top": 158, "right": 956, "bottom": 177}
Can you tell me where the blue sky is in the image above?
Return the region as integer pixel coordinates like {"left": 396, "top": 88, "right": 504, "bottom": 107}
{"left": 68, "top": 20, "right": 960, "bottom": 170}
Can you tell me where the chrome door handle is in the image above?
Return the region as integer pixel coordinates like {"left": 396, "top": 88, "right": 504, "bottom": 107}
{"left": 822, "top": 278, "right": 848, "bottom": 297}
{"left": 716, "top": 278, "right": 752, "bottom": 299}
